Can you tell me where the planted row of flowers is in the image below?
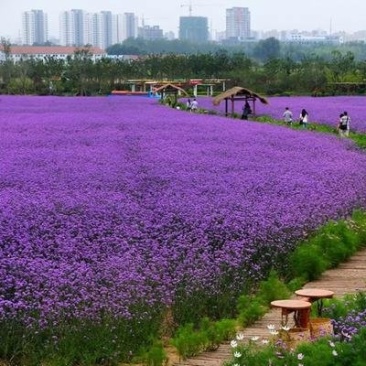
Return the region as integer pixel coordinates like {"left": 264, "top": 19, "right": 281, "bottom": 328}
{"left": 1, "top": 95, "right": 366, "bottom": 364}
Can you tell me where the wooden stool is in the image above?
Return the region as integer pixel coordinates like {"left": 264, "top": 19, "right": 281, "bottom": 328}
{"left": 271, "top": 299, "right": 312, "bottom": 328}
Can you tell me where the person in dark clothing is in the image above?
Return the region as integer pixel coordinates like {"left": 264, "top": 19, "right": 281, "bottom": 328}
{"left": 241, "top": 101, "right": 252, "bottom": 120}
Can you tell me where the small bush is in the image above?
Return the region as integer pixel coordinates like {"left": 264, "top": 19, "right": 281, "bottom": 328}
{"left": 257, "top": 270, "right": 291, "bottom": 304}
{"left": 289, "top": 244, "right": 327, "bottom": 281}
{"left": 236, "top": 295, "right": 267, "bottom": 327}
{"left": 171, "top": 323, "right": 206, "bottom": 359}
{"left": 140, "top": 341, "right": 167, "bottom": 366}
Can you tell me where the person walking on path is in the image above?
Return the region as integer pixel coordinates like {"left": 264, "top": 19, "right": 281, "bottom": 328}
{"left": 283, "top": 107, "right": 293, "bottom": 126}
{"left": 338, "top": 111, "right": 351, "bottom": 137}
{"left": 299, "top": 109, "right": 309, "bottom": 128}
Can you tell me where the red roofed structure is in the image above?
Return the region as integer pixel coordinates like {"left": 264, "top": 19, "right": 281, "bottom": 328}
{"left": 0, "top": 45, "right": 106, "bottom": 62}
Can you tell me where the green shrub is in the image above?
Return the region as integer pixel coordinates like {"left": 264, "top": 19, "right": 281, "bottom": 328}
{"left": 214, "top": 318, "right": 236, "bottom": 341}
{"left": 286, "top": 276, "right": 307, "bottom": 293}
{"left": 289, "top": 243, "right": 327, "bottom": 281}
{"left": 257, "top": 270, "right": 291, "bottom": 304}
{"left": 236, "top": 295, "right": 267, "bottom": 327}
{"left": 351, "top": 209, "right": 366, "bottom": 245}
{"left": 140, "top": 341, "right": 167, "bottom": 366}
{"left": 199, "top": 317, "right": 235, "bottom": 351}
{"left": 171, "top": 317, "right": 236, "bottom": 358}
{"left": 171, "top": 323, "right": 206, "bottom": 359}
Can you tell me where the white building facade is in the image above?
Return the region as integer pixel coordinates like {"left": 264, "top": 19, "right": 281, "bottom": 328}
{"left": 226, "top": 7, "right": 251, "bottom": 40}
{"left": 22, "top": 10, "right": 49, "bottom": 45}
{"left": 59, "top": 9, "right": 89, "bottom": 47}
{"left": 59, "top": 10, "right": 137, "bottom": 49}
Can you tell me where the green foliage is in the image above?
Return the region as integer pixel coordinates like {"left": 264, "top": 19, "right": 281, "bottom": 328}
{"left": 323, "top": 291, "right": 366, "bottom": 320}
{"left": 312, "top": 220, "right": 358, "bottom": 268}
{"left": 236, "top": 295, "right": 267, "bottom": 327}
{"left": 351, "top": 133, "right": 366, "bottom": 149}
{"left": 170, "top": 323, "right": 208, "bottom": 359}
{"left": 171, "top": 318, "right": 236, "bottom": 359}
{"left": 351, "top": 209, "right": 366, "bottom": 244}
{"left": 257, "top": 270, "right": 291, "bottom": 304}
{"left": 288, "top": 210, "right": 366, "bottom": 282}
{"left": 0, "top": 312, "right": 163, "bottom": 366}
{"left": 289, "top": 243, "right": 327, "bottom": 281}
{"left": 139, "top": 341, "right": 167, "bottom": 366}
{"left": 286, "top": 276, "right": 307, "bottom": 293}
{"left": 199, "top": 318, "right": 236, "bottom": 351}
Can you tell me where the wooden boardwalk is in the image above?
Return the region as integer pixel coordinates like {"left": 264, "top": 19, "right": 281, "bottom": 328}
{"left": 171, "top": 248, "right": 366, "bottom": 366}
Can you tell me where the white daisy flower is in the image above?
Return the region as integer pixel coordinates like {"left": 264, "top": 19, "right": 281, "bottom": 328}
{"left": 230, "top": 340, "right": 238, "bottom": 348}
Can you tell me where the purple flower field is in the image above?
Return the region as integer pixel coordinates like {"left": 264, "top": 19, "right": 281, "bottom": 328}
{"left": 1, "top": 95, "right": 366, "bottom": 326}
{"left": 196, "top": 95, "right": 366, "bottom": 133}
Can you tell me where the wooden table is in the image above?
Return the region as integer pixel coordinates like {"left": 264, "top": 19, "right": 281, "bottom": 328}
{"left": 271, "top": 299, "right": 312, "bottom": 328}
{"left": 295, "top": 288, "right": 334, "bottom": 316}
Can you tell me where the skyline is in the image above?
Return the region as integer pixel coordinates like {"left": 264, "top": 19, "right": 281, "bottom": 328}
{"left": 1, "top": 0, "right": 366, "bottom": 40}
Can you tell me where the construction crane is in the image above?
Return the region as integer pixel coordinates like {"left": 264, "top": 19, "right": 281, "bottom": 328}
{"left": 181, "top": 1, "right": 222, "bottom": 17}
{"left": 181, "top": 1, "right": 193, "bottom": 16}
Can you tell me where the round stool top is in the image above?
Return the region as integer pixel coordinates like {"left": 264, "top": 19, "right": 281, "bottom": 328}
{"left": 271, "top": 299, "right": 312, "bottom": 309}
{"left": 295, "top": 288, "right": 334, "bottom": 299}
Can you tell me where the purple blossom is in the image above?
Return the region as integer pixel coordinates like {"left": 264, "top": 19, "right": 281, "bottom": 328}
{"left": 0, "top": 95, "right": 366, "bottom": 326}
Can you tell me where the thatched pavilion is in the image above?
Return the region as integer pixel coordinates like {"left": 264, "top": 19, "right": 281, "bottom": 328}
{"left": 213, "top": 86, "right": 269, "bottom": 117}
{"left": 154, "top": 83, "right": 189, "bottom": 105}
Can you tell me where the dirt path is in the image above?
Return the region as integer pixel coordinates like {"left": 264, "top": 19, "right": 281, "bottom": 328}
{"left": 171, "top": 248, "right": 366, "bottom": 366}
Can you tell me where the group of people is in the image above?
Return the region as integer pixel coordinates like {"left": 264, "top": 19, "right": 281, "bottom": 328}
{"left": 283, "top": 107, "right": 351, "bottom": 137}
{"left": 184, "top": 99, "right": 352, "bottom": 137}
{"left": 282, "top": 107, "right": 309, "bottom": 128}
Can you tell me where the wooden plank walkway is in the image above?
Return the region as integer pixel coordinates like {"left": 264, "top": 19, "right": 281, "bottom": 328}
{"left": 171, "top": 248, "right": 366, "bottom": 366}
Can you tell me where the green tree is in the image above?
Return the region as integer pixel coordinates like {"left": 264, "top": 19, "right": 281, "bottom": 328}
{"left": 253, "top": 37, "right": 281, "bottom": 62}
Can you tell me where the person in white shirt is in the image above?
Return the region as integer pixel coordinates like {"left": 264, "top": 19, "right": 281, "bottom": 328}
{"left": 338, "top": 111, "right": 350, "bottom": 137}
{"left": 299, "top": 109, "right": 309, "bottom": 128}
{"left": 283, "top": 107, "right": 293, "bottom": 125}
{"left": 190, "top": 98, "right": 198, "bottom": 112}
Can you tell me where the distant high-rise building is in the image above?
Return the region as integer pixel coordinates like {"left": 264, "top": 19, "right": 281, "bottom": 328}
{"left": 124, "top": 13, "right": 138, "bottom": 40}
{"left": 93, "top": 11, "right": 114, "bottom": 49}
{"left": 179, "top": 16, "right": 208, "bottom": 43}
{"left": 22, "top": 10, "right": 48, "bottom": 45}
{"left": 226, "top": 7, "right": 251, "bottom": 40}
{"left": 60, "top": 10, "right": 116, "bottom": 50}
{"left": 112, "top": 14, "right": 123, "bottom": 44}
{"left": 138, "top": 25, "right": 164, "bottom": 41}
{"left": 59, "top": 9, "right": 88, "bottom": 46}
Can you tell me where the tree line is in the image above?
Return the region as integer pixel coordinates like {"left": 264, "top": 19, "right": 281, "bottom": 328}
{"left": 1, "top": 37, "right": 366, "bottom": 96}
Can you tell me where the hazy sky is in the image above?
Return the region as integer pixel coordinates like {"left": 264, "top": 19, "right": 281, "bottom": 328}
{"left": 1, "top": 0, "right": 365, "bottom": 39}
